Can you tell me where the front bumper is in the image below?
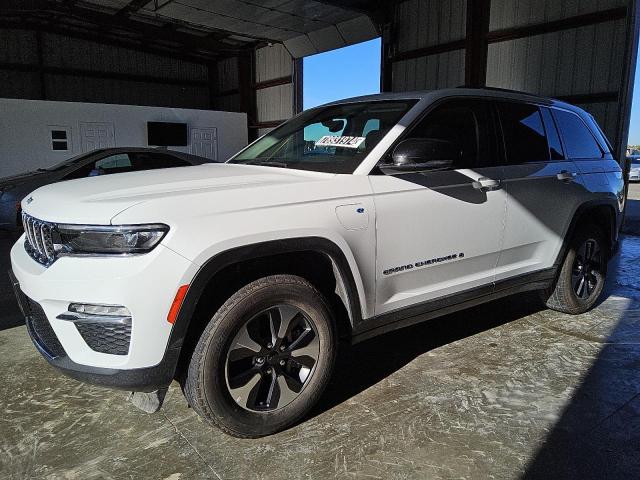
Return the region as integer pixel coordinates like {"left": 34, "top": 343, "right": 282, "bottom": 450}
{"left": 10, "top": 235, "right": 197, "bottom": 391}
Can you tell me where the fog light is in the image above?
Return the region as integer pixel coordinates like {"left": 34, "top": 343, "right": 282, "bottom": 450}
{"left": 57, "top": 303, "right": 131, "bottom": 325}
{"left": 69, "top": 303, "right": 131, "bottom": 317}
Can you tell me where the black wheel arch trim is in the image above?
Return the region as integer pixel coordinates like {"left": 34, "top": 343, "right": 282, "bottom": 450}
{"left": 554, "top": 198, "right": 620, "bottom": 269}
{"left": 164, "top": 237, "right": 364, "bottom": 376}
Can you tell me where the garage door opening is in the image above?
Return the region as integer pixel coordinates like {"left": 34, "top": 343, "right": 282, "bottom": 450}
{"left": 303, "top": 38, "right": 381, "bottom": 109}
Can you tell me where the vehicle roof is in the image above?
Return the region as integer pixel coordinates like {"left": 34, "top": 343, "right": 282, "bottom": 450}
{"left": 322, "top": 87, "right": 585, "bottom": 115}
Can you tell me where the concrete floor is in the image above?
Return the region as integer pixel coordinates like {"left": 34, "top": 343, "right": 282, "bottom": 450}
{"left": 2, "top": 186, "right": 640, "bottom": 479}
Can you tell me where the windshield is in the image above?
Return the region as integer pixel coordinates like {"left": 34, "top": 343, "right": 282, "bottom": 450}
{"left": 229, "top": 100, "right": 417, "bottom": 173}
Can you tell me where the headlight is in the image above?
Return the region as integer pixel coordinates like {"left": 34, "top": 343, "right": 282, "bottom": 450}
{"left": 54, "top": 224, "right": 169, "bottom": 255}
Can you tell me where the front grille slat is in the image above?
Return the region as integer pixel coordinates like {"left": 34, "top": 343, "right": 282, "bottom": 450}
{"left": 22, "top": 214, "right": 56, "bottom": 266}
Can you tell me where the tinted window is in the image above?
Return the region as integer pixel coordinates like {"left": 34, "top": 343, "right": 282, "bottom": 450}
{"left": 131, "top": 153, "right": 190, "bottom": 170}
{"left": 64, "top": 154, "right": 133, "bottom": 179}
{"left": 405, "top": 99, "right": 496, "bottom": 169}
{"left": 541, "top": 107, "right": 564, "bottom": 160}
{"left": 553, "top": 109, "right": 603, "bottom": 159}
{"left": 498, "top": 103, "right": 549, "bottom": 164}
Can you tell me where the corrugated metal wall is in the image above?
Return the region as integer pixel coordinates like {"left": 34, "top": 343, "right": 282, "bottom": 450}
{"left": 391, "top": 0, "right": 467, "bottom": 91}
{"left": 254, "top": 44, "right": 296, "bottom": 137}
{"left": 0, "top": 27, "right": 211, "bottom": 109}
{"left": 387, "top": 0, "right": 637, "bottom": 156}
{"left": 486, "top": 0, "right": 629, "bottom": 142}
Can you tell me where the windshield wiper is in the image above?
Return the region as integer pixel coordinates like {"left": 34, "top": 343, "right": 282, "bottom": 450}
{"left": 245, "top": 160, "right": 289, "bottom": 168}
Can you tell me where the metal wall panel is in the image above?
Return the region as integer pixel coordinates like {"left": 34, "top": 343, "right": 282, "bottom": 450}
{"left": 486, "top": 20, "right": 626, "bottom": 96}
{"left": 46, "top": 74, "right": 209, "bottom": 109}
{"left": 256, "top": 84, "right": 294, "bottom": 122}
{"left": 255, "top": 44, "right": 292, "bottom": 83}
{"left": 42, "top": 33, "right": 208, "bottom": 81}
{"left": 395, "top": 0, "right": 467, "bottom": 54}
{"left": 216, "top": 57, "right": 239, "bottom": 93}
{"left": 0, "top": 27, "right": 214, "bottom": 109}
{"left": 255, "top": 44, "right": 295, "bottom": 127}
{"left": 0, "top": 29, "right": 38, "bottom": 64}
{"left": 392, "top": 49, "right": 465, "bottom": 91}
{"left": 0, "top": 70, "right": 41, "bottom": 99}
{"left": 581, "top": 101, "right": 620, "bottom": 142}
{"left": 490, "top": 0, "right": 627, "bottom": 30}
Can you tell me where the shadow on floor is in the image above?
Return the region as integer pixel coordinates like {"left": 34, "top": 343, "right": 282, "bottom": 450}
{"left": 522, "top": 296, "right": 640, "bottom": 478}
{"left": 313, "top": 291, "right": 544, "bottom": 418}
{"left": 0, "top": 232, "right": 21, "bottom": 331}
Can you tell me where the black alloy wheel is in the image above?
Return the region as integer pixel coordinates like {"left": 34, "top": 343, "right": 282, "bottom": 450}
{"left": 225, "top": 304, "right": 320, "bottom": 412}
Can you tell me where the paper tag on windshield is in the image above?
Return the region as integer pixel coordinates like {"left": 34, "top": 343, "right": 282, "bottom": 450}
{"left": 315, "top": 135, "right": 366, "bottom": 149}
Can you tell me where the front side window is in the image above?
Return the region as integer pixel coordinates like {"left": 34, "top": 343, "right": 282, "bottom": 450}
{"left": 553, "top": 109, "right": 603, "bottom": 159}
{"left": 401, "top": 98, "right": 497, "bottom": 169}
{"left": 498, "top": 102, "right": 549, "bottom": 164}
{"left": 229, "top": 100, "right": 417, "bottom": 174}
{"left": 65, "top": 154, "right": 133, "bottom": 179}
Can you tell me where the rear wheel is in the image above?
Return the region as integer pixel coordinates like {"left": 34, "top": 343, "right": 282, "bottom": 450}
{"left": 542, "top": 224, "right": 607, "bottom": 314}
{"left": 184, "top": 274, "right": 336, "bottom": 438}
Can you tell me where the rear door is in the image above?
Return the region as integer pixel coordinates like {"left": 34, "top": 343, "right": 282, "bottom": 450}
{"left": 495, "top": 102, "right": 582, "bottom": 281}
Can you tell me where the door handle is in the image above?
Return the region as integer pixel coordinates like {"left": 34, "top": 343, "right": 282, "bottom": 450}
{"left": 472, "top": 177, "right": 501, "bottom": 191}
{"left": 556, "top": 170, "right": 577, "bottom": 182}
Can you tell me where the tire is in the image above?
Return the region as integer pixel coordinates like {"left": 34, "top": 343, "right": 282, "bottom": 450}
{"left": 542, "top": 223, "right": 607, "bottom": 314}
{"left": 184, "top": 274, "right": 336, "bottom": 438}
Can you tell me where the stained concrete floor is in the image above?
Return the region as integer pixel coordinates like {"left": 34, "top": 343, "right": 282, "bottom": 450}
{"left": 2, "top": 186, "right": 640, "bottom": 479}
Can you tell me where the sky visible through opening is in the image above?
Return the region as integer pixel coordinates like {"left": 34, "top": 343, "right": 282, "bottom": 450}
{"left": 629, "top": 53, "right": 640, "bottom": 145}
{"left": 303, "top": 38, "right": 381, "bottom": 109}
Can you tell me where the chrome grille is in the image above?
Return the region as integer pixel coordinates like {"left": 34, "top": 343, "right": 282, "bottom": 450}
{"left": 22, "top": 213, "right": 56, "bottom": 266}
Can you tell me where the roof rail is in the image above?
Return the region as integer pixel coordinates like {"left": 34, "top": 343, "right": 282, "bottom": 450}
{"left": 455, "top": 85, "right": 540, "bottom": 97}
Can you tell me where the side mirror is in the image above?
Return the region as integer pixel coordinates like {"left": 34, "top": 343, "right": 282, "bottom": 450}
{"left": 381, "top": 138, "right": 459, "bottom": 173}
{"left": 88, "top": 168, "right": 105, "bottom": 177}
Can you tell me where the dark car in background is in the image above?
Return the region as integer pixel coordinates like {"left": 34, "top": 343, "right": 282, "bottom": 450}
{"left": 0, "top": 147, "right": 212, "bottom": 229}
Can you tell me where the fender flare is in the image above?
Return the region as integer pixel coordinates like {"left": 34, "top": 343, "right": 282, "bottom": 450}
{"left": 554, "top": 199, "right": 619, "bottom": 268}
{"left": 163, "top": 236, "right": 364, "bottom": 368}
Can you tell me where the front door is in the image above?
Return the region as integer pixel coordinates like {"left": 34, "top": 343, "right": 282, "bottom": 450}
{"left": 369, "top": 98, "right": 507, "bottom": 317}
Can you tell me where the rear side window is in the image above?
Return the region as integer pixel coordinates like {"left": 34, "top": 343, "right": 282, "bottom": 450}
{"left": 497, "top": 102, "right": 549, "bottom": 164}
{"left": 540, "top": 108, "right": 564, "bottom": 160}
{"left": 553, "top": 109, "right": 603, "bottom": 159}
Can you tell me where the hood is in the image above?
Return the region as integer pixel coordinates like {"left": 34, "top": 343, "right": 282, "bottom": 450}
{"left": 22, "top": 163, "right": 333, "bottom": 224}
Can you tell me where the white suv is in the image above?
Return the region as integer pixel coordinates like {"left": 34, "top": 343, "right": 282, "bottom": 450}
{"left": 11, "top": 88, "right": 624, "bottom": 437}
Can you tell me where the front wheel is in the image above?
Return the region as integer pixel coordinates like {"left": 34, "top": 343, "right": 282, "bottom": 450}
{"left": 542, "top": 223, "right": 607, "bottom": 314}
{"left": 184, "top": 274, "right": 336, "bottom": 438}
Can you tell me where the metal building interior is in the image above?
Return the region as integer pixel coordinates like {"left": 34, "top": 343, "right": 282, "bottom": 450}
{"left": 3, "top": 0, "right": 638, "bottom": 153}
{"left": 2, "top": 0, "right": 640, "bottom": 478}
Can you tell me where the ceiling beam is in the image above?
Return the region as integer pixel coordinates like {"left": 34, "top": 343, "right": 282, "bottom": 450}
{"left": 0, "top": 0, "right": 250, "bottom": 56}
